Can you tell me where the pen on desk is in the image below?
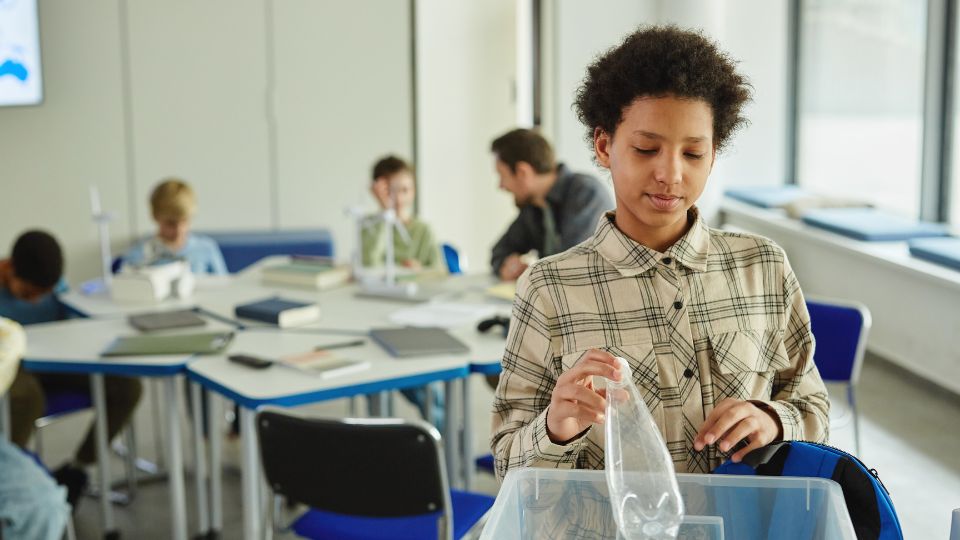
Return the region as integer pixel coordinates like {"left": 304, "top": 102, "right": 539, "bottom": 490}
{"left": 193, "top": 306, "right": 247, "bottom": 330}
{"left": 314, "top": 339, "right": 366, "bottom": 351}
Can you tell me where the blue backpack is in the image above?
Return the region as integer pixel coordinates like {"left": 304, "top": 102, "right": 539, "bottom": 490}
{"left": 713, "top": 441, "right": 903, "bottom": 540}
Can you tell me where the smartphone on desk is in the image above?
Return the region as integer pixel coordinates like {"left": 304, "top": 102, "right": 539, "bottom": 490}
{"left": 228, "top": 354, "right": 273, "bottom": 369}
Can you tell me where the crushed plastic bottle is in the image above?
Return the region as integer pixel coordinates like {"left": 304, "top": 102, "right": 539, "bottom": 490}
{"left": 604, "top": 356, "right": 684, "bottom": 539}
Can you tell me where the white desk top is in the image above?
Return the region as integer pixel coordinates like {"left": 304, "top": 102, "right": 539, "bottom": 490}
{"left": 187, "top": 330, "right": 472, "bottom": 408}
{"left": 47, "top": 258, "right": 510, "bottom": 385}
{"left": 185, "top": 265, "right": 509, "bottom": 407}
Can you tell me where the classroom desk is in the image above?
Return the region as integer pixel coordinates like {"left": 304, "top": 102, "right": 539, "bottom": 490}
{"left": 188, "top": 331, "right": 470, "bottom": 540}
{"left": 182, "top": 267, "right": 507, "bottom": 539}
{"left": 21, "top": 317, "right": 216, "bottom": 540}
{"left": 61, "top": 260, "right": 511, "bottom": 539}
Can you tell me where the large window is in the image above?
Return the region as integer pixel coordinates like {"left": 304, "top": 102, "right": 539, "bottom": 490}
{"left": 796, "top": 0, "right": 928, "bottom": 218}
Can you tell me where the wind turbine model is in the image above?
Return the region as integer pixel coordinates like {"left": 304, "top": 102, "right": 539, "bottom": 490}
{"left": 89, "top": 186, "right": 114, "bottom": 290}
{"left": 348, "top": 188, "right": 419, "bottom": 300}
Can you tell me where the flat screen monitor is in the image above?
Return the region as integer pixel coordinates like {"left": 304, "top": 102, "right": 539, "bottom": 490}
{"left": 0, "top": 0, "right": 42, "bottom": 106}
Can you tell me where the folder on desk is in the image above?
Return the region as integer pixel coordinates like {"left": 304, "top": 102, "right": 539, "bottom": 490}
{"left": 128, "top": 309, "right": 207, "bottom": 332}
{"left": 101, "top": 331, "right": 234, "bottom": 357}
{"left": 369, "top": 327, "right": 469, "bottom": 358}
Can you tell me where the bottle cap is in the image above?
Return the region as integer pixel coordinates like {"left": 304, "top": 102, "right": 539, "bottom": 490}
{"left": 614, "top": 356, "right": 631, "bottom": 381}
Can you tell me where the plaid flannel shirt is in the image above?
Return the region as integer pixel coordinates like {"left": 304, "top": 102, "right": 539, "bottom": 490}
{"left": 491, "top": 209, "right": 829, "bottom": 481}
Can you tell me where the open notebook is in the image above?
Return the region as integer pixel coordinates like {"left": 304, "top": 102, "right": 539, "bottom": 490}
{"left": 277, "top": 350, "right": 370, "bottom": 379}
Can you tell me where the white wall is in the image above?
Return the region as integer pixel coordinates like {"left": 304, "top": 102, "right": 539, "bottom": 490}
{"left": 414, "top": 0, "right": 518, "bottom": 273}
{"left": 0, "top": 0, "right": 130, "bottom": 284}
{"left": 541, "top": 0, "right": 790, "bottom": 221}
{"left": 0, "top": 0, "right": 412, "bottom": 284}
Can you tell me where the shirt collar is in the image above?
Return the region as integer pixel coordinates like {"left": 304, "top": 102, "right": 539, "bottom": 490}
{"left": 592, "top": 207, "right": 711, "bottom": 276}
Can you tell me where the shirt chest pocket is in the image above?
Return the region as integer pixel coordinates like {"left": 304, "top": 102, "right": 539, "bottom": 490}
{"left": 707, "top": 329, "right": 791, "bottom": 401}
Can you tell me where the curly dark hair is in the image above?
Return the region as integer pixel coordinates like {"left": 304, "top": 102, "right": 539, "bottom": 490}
{"left": 574, "top": 25, "right": 752, "bottom": 153}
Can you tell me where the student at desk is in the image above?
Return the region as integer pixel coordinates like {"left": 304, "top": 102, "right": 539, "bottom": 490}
{"left": 491, "top": 26, "right": 829, "bottom": 481}
{"left": 362, "top": 155, "right": 445, "bottom": 429}
{"left": 0, "top": 316, "right": 71, "bottom": 540}
{"left": 2, "top": 231, "right": 143, "bottom": 507}
{"left": 123, "top": 178, "right": 228, "bottom": 275}
{"left": 362, "top": 155, "right": 441, "bottom": 271}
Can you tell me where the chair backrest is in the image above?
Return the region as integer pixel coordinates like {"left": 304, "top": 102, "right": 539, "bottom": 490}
{"left": 806, "top": 298, "right": 871, "bottom": 384}
{"left": 950, "top": 508, "right": 960, "bottom": 540}
{"left": 256, "top": 409, "right": 453, "bottom": 523}
{"left": 441, "top": 243, "right": 462, "bottom": 275}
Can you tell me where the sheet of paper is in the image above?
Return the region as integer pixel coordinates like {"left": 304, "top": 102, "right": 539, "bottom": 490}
{"left": 485, "top": 282, "right": 517, "bottom": 301}
{"left": 388, "top": 302, "right": 499, "bottom": 329}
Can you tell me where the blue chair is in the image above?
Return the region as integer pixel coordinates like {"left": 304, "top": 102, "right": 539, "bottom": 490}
{"left": 201, "top": 229, "right": 334, "bottom": 273}
{"left": 257, "top": 409, "right": 494, "bottom": 540}
{"left": 806, "top": 298, "right": 872, "bottom": 455}
{"left": 441, "top": 243, "right": 463, "bottom": 275}
{"left": 475, "top": 454, "right": 495, "bottom": 475}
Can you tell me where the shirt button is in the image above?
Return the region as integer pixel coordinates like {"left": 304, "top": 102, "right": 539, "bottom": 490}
{"left": 662, "top": 257, "right": 673, "bottom": 265}
{"left": 673, "top": 300, "right": 683, "bottom": 310}
{"left": 683, "top": 368, "right": 694, "bottom": 379}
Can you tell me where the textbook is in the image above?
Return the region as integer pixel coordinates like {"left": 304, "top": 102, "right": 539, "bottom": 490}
{"left": 277, "top": 349, "right": 370, "bottom": 379}
{"left": 262, "top": 261, "right": 351, "bottom": 290}
{"left": 369, "top": 327, "right": 469, "bottom": 358}
{"left": 101, "top": 331, "right": 234, "bottom": 357}
{"left": 234, "top": 297, "right": 321, "bottom": 328}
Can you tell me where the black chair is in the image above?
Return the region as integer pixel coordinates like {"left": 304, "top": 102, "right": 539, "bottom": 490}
{"left": 256, "top": 409, "right": 494, "bottom": 540}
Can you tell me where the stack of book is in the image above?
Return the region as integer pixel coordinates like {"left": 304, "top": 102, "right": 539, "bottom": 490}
{"left": 261, "top": 256, "right": 351, "bottom": 290}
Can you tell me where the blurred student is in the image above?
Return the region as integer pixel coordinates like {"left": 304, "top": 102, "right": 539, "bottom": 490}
{"left": 1, "top": 230, "right": 142, "bottom": 507}
{"left": 362, "top": 156, "right": 441, "bottom": 271}
{"left": 362, "top": 155, "right": 444, "bottom": 428}
{"left": 0, "top": 316, "right": 71, "bottom": 540}
{"left": 490, "top": 129, "right": 613, "bottom": 281}
{"left": 124, "top": 178, "right": 228, "bottom": 275}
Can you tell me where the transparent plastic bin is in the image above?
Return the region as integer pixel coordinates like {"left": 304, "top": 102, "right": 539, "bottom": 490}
{"left": 480, "top": 469, "right": 856, "bottom": 540}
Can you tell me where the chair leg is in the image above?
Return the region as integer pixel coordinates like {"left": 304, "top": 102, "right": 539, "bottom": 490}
{"left": 261, "top": 491, "right": 277, "bottom": 540}
{"left": 848, "top": 385, "right": 861, "bottom": 457}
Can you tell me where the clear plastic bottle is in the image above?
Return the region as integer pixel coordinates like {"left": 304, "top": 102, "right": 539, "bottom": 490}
{"left": 604, "top": 356, "right": 684, "bottom": 539}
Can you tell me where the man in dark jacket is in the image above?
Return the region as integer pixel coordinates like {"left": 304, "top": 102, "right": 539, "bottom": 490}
{"left": 490, "top": 129, "right": 613, "bottom": 280}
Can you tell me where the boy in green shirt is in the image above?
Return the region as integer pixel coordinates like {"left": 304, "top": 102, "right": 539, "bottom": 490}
{"left": 361, "top": 156, "right": 440, "bottom": 270}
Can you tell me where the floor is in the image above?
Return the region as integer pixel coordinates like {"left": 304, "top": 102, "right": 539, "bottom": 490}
{"left": 36, "top": 352, "right": 960, "bottom": 539}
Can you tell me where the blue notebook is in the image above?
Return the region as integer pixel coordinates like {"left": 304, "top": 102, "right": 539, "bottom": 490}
{"left": 801, "top": 208, "right": 950, "bottom": 242}
{"left": 234, "top": 297, "right": 321, "bottom": 328}
{"left": 909, "top": 237, "right": 960, "bottom": 271}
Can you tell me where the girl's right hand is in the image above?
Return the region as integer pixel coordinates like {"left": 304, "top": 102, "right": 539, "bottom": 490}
{"left": 546, "top": 349, "right": 621, "bottom": 443}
